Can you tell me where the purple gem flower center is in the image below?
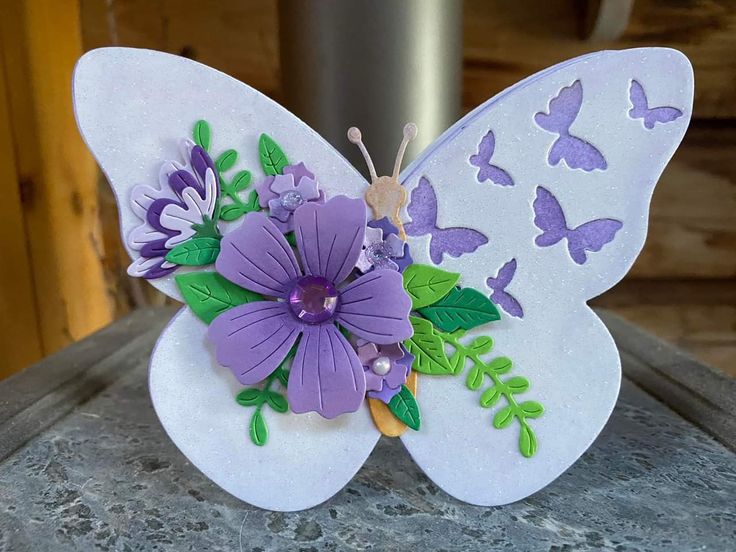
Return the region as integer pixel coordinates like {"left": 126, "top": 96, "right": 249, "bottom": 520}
{"left": 366, "top": 243, "right": 390, "bottom": 264}
{"left": 288, "top": 275, "right": 339, "bottom": 324}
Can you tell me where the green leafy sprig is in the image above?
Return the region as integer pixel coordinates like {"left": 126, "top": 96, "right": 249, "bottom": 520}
{"left": 235, "top": 351, "right": 293, "bottom": 446}
{"left": 401, "top": 264, "right": 543, "bottom": 458}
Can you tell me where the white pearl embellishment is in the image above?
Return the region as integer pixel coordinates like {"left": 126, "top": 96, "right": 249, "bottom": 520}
{"left": 371, "top": 356, "right": 392, "bottom": 376}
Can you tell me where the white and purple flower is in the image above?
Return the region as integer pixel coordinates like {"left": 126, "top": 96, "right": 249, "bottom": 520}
{"left": 128, "top": 140, "right": 219, "bottom": 279}
{"left": 358, "top": 341, "right": 413, "bottom": 403}
{"left": 356, "top": 217, "right": 413, "bottom": 273}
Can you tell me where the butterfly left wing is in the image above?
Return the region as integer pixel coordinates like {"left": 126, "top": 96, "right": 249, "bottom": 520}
{"left": 398, "top": 48, "right": 693, "bottom": 506}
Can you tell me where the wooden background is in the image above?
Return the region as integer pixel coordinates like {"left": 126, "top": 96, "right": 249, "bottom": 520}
{"left": 1, "top": 0, "right": 734, "bottom": 378}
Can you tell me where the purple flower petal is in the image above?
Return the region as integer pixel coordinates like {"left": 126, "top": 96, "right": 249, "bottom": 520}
{"left": 216, "top": 212, "right": 302, "bottom": 298}
{"left": 127, "top": 256, "right": 176, "bottom": 279}
{"left": 270, "top": 173, "right": 296, "bottom": 194}
{"left": 147, "top": 198, "right": 180, "bottom": 233}
{"left": 168, "top": 169, "right": 201, "bottom": 199}
{"left": 190, "top": 145, "right": 217, "bottom": 195}
{"left": 139, "top": 237, "right": 169, "bottom": 259}
{"left": 283, "top": 162, "right": 315, "bottom": 184}
{"left": 295, "top": 177, "right": 320, "bottom": 201}
{"left": 294, "top": 196, "right": 366, "bottom": 285}
{"left": 208, "top": 301, "right": 302, "bottom": 385}
{"left": 287, "top": 324, "right": 366, "bottom": 419}
{"left": 268, "top": 198, "right": 292, "bottom": 223}
{"left": 256, "top": 176, "right": 277, "bottom": 208}
{"left": 336, "top": 270, "right": 413, "bottom": 344}
{"left": 367, "top": 349, "right": 413, "bottom": 403}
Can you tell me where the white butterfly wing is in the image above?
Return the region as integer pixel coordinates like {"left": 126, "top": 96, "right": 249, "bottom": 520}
{"left": 151, "top": 309, "right": 380, "bottom": 511}
{"left": 73, "top": 47, "right": 367, "bottom": 299}
{"left": 399, "top": 48, "right": 693, "bottom": 505}
{"left": 74, "top": 48, "right": 377, "bottom": 510}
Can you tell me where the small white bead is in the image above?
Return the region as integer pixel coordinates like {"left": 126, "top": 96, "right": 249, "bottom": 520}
{"left": 371, "top": 356, "right": 392, "bottom": 376}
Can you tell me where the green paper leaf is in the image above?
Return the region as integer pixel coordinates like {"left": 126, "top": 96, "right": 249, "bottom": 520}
{"left": 466, "top": 366, "right": 484, "bottom": 390}
{"left": 480, "top": 386, "right": 502, "bottom": 408}
{"left": 519, "top": 400, "right": 544, "bottom": 419}
{"left": 469, "top": 336, "right": 493, "bottom": 354}
{"left": 236, "top": 388, "right": 261, "bottom": 406}
{"left": 418, "top": 286, "right": 501, "bottom": 332}
{"left": 193, "top": 120, "right": 211, "bottom": 151}
{"left": 231, "top": 170, "right": 251, "bottom": 192}
{"left": 403, "top": 316, "right": 452, "bottom": 375}
{"left": 387, "top": 385, "right": 421, "bottom": 430}
{"left": 276, "top": 369, "right": 290, "bottom": 388}
{"left": 175, "top": 272, "right": 262, "bottom": 324}
{"left": 165, "top": 237, "right": 221, "bottom": 266}
{"left": 487, "top": 356, "right": 513, "bottom": 375}
{"left": 266, "top": 391, "right": 288, "bottom": 413}
{"left": 216, "top": 149, "right": 238, "bottom": 172}
{"left": 250, "top": 410, "right": 268, "bottom": 446}
{"left": 219, "top": 204, "right": 246, "bottom": 221}
{"left": 402, "top": 264, "right": 460, "bottom": 309}
{"left": 519, "top": 424, "right": 538, "bottom": 458}
{"left": 449, "top": 350, "right": 466, "bottom": 375}
{"left": 504, "top": 376, "right": 530, "bottom": 394}
{"left": 259, "top": 134, "right": 289, "bottom": 176}
{"left": 284, "top": 231, "right": 297, "bottom": 247}
{"left": 493, "top": 405, "right": 516, "bottom": 429}
{"left": 242, "top": 190, "right": 261, "bottom": 212}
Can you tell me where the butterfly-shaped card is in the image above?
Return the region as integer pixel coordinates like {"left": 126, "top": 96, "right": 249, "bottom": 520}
{"left": 73, "top": 47, "right": 693, "bottom": 511}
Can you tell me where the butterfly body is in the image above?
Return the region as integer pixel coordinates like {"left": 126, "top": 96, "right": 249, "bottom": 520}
{"left": 364, "top": 175, "right": 408, "bottom": 240}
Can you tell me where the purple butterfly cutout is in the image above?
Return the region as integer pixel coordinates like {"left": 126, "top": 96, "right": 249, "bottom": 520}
{"left": 534, "top": 80, "right": 607, "bottom": 172}
{"left": 469, "top": 130, "right": 514, "bottom": 186}
{"left": 486, "top": 259, "right": 523, "bottom": 319}
{"left": 628, "top": 80, "right": 683, "bottom": 130}
{"left": 532, "top": 187, "right": 622, "bottom": 265}
{"left": 404, "top": 177, "right": 488, "bottom": 265}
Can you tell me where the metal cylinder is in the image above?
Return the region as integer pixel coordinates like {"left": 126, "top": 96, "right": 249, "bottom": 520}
{"left": 278, "top": 0, "right": 463, "bottom": 177}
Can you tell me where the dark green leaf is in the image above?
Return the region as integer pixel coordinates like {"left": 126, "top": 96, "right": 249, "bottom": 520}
{"left": 469, "top": 336, "right": 493, "bottom": 354}
{"left": 504, "top": 376, "right": 530, "bottom": 394}
{"left": 219, "top": 203, "right": 246, "bottom": 221}
{"left": 387, "top": 385, "right": 421, "bottom": 430}
{"left": 487, "top": 356, "right": 513, "bottom": 375}
{"left": 284, "top": 231, "right": 297, "bottom": 247}
{"left": 466, "top": 366, "right": 484, "bottom": 390}
{"left": 519, "top": 400, "right": 544, "bottom": 419}
{"left": 236, "top": 388, "right": 262, "bottom": 406}
{"left": 480, "top": 386, "right": 502, "bottom": 408}
{"left": 266, "top": 391, "right": 288, "bottom": 413}
{"left": 258, "top": 134, "right": 289, "bottom": 175}
{"left": 519, "top": 424, "right": 538, "bottom": 458}
{"left": 193, "top": 120, "right": 211, "bottom": 151}
{"left": 276, "top": 368, "right": 290, "bottom": 388}
{"left": 493, "top": 405, "right": 516, "bottom": 429}
{"left": 403, "top": 316, "right": 452, "bottom": 375}
{"left": 402, "top": 264, "right": 460, "bottom": 309}
{"left": 231, "top": 170, "right": 251, "bottom": 192}
{"left": 216, "top": 149, "right": 238, "bottom": 172}
{"left": 242, "top": 190, "right": 261, "bottom": 213}
{"left": 175, "top": 272, "right": 263, "bottom": 324}
{"left": 165, "top": 237, "right": 221, "bottom": 266}
{"left": 418, "top": 286, "right": 501, "bottom": 332}
{"left": 250, "top": 410, "right": 268, "bottom": 446}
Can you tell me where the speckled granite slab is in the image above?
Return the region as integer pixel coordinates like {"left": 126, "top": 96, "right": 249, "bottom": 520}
{"left": 0, "top": 309, "right": 734, "bottom": 551}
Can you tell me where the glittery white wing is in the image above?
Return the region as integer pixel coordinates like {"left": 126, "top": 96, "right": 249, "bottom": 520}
{"left": 73, "top": 47, "right": 367, "bottom": 299}
{"left": 150, "top": 308, "right": 380, "bottom": 511}
{"left": 398, "top": 48, "right": 693, "bottom": 505}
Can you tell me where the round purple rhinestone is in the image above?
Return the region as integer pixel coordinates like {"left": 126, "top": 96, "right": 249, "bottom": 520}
{"left": 288, "top": 276, "right": 339, "bottom": 324}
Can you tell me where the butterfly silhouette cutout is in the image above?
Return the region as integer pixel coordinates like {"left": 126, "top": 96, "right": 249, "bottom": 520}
{"left": 469, "top": 130, "right": 514, "bottom": 186}
{"left": 403, "top": 176, "right": 488, "bottom": 265}
{"left": 486, "top": 259, "right": 524, "bottom": 318}
{"left": 533, "top": 187, "right": 622, "bottom": 265}
{"left": 534, "top": 80, "right": 607, "bottom": 172}
{"left": 628, "top": 80, "right": 683, "bottom": 129}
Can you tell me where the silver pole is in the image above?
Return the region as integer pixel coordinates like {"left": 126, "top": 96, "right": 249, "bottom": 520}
{"left": 278, "top": 0, "right": 463, "bottom": 177}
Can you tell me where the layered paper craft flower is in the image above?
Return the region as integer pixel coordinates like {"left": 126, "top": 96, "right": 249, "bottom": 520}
{"left": 356, "top": 219, "right": 410, "bottom": 273}
{"left": 208, "top": 196, "right": 413, "bottom": 419}
{"left": 128, "top": 140, "right": 219, "bottom": 279}
{"left": 357, "top": 341, "right": 413, "bottom": 403}
{"left": 256, "top": 162, "right": 323, "bottom": 233}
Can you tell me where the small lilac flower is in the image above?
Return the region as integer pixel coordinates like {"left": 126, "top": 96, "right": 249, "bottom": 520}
{"left": 256, "top": 162, "right": 323, "bottom": 232}
{"left": 127, "top": 139, "right": 219, "bottom": 279}
{"left": 208, "top": 196, "right": 413, "bottom": 419}
{"left": 356, "top": 218, "right": 413, "bottom": 273}
{"left": 357, "top": 341, "right": 414, "bottom": 403}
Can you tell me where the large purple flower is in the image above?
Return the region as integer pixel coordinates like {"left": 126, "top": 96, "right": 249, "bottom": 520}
{"left": 358, "top": 341, "right": 413, "bottom": 403}
{"left": 256, "top": 162, "right": 323, "bottom": 233}
{"left": 128, "top": 139, "right": 219, "bottom": 279}
{"left": 208, "top": 196, "right": 413, "bottom": 419}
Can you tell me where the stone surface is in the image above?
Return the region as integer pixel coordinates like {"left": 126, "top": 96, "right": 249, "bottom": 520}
{"left": 1, "top": 366, "right": 735, "bottom": 550}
